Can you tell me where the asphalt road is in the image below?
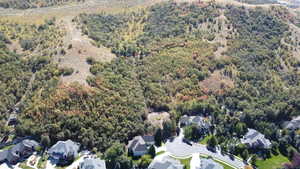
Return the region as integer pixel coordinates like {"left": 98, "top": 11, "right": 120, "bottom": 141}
{"left": 165, "top": 129, "right": 245, "bottom": 169}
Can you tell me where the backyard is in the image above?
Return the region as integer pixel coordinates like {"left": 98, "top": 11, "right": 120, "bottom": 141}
{"left": 256, "top": 153, "right": 290, "bottom": 169}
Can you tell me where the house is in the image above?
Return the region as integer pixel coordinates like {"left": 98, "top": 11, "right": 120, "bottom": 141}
{"left": 241, "top": 129, "right": 271, "bottom": 149}
{"left": 148, "top": 156, "right": 184, "bottom": 169}
{"left": 142, "top": 135, "right": 155, "bottom": 145}
{"left": 197, "top": 158, "right": 223, "bottom": 169}
{"left": 48, "top": 139, "right": 80, "bottom": 164}
{"left": 284, "top": 116, "right": 300, "bottom": 130}
{"left": 79, "top": 158, "right": 106, "bottom": 169}
{"left": 179, "top": 115, "right": 211, "bottom": 135}
{"left": 0, "top": 139, "right": 39, "bottom": 164}
{"left": 0, "top": 150, "right": 8, "bottom": 163}
{"left": 127, "top": 135, "right": 154, "bottom": 157}
{"left": 7, "top": 114, "right": 18, "bottom": 126}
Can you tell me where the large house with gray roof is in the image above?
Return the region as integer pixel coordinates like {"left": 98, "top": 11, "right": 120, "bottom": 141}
{"left": 0, "top": 139, "right": 39, "bottom": 164}
{"left": 241, "top": 129, "right": 271, "bottom": 149}
{"left": 127, "top": 135, "right": 154, "bottom": 157}
{"left": 148, "top": 156, "right": 184, "bottom": 169}
{"left": 48, "top": 139, "right": 80, "bottom": 164}
{"left": 180, "top": 115, "right": 211, "bottom": 135}
{"left": 197, "top": 158, "right": 223, "bottom": 169}
{"left": 284, "top": 116, "right": 300, "bottom": 130}
{"left": 79, "top": 158, "right": 106, "bottom": 169}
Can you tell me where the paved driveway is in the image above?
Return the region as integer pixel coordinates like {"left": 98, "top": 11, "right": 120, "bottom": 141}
{"left": 165, "top": 129, "right": 245, "bottom": 169}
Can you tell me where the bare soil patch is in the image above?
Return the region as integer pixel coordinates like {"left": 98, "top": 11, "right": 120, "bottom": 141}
{"left": 199, "top": 70, "right": 234, "bottom": 94}
{"left": 147, "top": 112, "right": 170, "bottom": 129}
{"left": 58, "top": 17, "right": 115, "bottom": 86}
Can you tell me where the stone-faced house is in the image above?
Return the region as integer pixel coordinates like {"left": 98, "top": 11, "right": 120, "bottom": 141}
{"left": 127, "top": 135, "right": 154, "bottom": 157}
{"left": 79, "top": 158, "right": 106, "bottom": 169}
{"left": 148, "top": 156, "right": 184, "bottom": 169}
{"left": 0, "top": 139, "right": 39, "bottom": 165}
{"left": 48, "top": 139, "right": 80, "bottom": 165}
{"left": 241, "top": 129, "right": 272, "bottom": 149}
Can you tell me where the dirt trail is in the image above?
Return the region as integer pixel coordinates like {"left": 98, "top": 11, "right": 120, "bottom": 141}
{"left": 58, "top": 17, "right": 115, "bottom": 85}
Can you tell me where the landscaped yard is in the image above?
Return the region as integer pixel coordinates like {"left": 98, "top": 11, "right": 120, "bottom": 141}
{"left": 199, "top": 135, "right": 212, "bottom": 145}
{"left": 37, "top": 154, "right": 48, "bottom": 169}
{"left": 179, "top": 157, "right": 191, "bottom": 169}
{"left": 156, "top": 151, "right": 166, "bottom": 156}
{"left": 19, "top": 161, "right": 34, "bottom": 169}
{"left": 0, "top": 144, "right": 14, "bottom": 151}
{"left": 256, "top": 153, "right": 290, "bottom": 169}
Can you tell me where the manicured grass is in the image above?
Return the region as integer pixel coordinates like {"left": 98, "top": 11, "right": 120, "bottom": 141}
{"left": 179, "top": 158, "right": 192, "bottom": 169}
{"left": 156, "top": 151, "right": 166, "bottom": 156}
{"left": 199, "top": 135, "right": 212, "bottom": 145}
{"left": 256, "top": 153, "right": 290, "bottom": 169}
{"left": 37, "top": 155, "right": 48, "bottom": 169}
{"left": 0, "top": 144, "right": 14, "bottom": 151}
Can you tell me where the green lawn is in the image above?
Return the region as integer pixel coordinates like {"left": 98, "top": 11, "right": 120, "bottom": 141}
{"left": 256, "top": 154, "right": 290, "bottom": 169}
{"left": 179, "top": 158, "right": 192, "bottom": 169}
{"left": 199, "top": 135, "right": 212, "bottom": 145}
{"left": 37, "top": 155, "right": 48, "bottom": 169}
{"left": 0, "top": 144, "right": 14, "bottom": 151}
{"left": 156, "top": 151, "right": 166, "bottom": 156}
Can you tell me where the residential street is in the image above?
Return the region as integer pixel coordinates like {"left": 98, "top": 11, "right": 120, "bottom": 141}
{"left": 165, "top": 129, "right": 245, "bottom": 169}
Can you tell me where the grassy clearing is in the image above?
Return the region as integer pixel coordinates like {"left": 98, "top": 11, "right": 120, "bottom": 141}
{"left": 199, "top": 135, "right": 212, "bottom": 145}
{"left": 256, "top": 153, "right": 289, "bottom": 169}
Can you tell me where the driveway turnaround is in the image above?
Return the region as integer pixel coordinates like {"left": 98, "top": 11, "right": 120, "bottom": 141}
{"left": 165, "top": 130, "right": 245, "bottom": 169}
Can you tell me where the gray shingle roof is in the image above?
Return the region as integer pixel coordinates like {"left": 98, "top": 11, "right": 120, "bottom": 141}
{"left": 180, "top": 115, "right": 210, "bottom": 129}
{"left": 0, "top": 139, "right": 39, "bottom": 164}
{"left": 79, "top": 158, "right": 106, "bottom": 169}
{"left": 285, "top": 116, "right": 300, "bottom": 130}
{"left": 142, "top": 135, "right": 154, "bottom": 144}
{"left": 48, "top": 140, "right": 80, "bottom": 158}
{"left": 199, "top": 159, "right": 223, "bottom": 169}
{"left": 0, "top": 150, "right": 8, "bottom": 162}
{"left": 241, "top": 129, "right": 271, "bottom": 149}
{"left": 128, "top": 136, "right": 147, "bottom": 152}
{"left": 148, "top": 156, "right": 184, "bottom": 169}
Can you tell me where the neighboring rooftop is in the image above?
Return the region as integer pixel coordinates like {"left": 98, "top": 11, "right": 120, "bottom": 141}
{"left": 0, "top": 139, "right": 39, "bottom": 164}
{"left": 79, "top": 158, "right": 106, "bottom": 169}
{"left": 241, "top": 128, "right": 271, "bottom": 149}
{"left": 284, "top": 116, "right": 300, "bottom": 130}
{"left": 179, "top": 115, "right": 210, "bottom": 129}
{"left": 197, "top": 158, "right": 223, "bottom": 169}
{"left": 148, "top": 156, "right": 184, "bottom": 169}
{"left": 48, "top": 139, "right": 80, "bottom": 158}
{"left": 128, "top": 136, "right": 147, "bottom": 152}
{"left": 142, "top": 135, "right": 155, "bottom": 144}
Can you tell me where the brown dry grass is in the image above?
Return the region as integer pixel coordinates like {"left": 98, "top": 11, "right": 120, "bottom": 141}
{"left": 58, "top": 17, "right": 115, "bottom": 86}
{"left": 199, "top": 70, "right": 234, "bottom": 94}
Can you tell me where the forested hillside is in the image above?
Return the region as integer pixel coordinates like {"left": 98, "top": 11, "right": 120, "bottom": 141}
{"left": 0, "top": 0, "right": 85, "bottom": 9}
{"left": 1, "top": 1, "right": 300, "bottom": 168}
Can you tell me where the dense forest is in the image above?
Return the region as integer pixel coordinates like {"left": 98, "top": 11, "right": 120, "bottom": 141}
{"left": 1, "top": 1, "right": 300, "bottom": 168}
